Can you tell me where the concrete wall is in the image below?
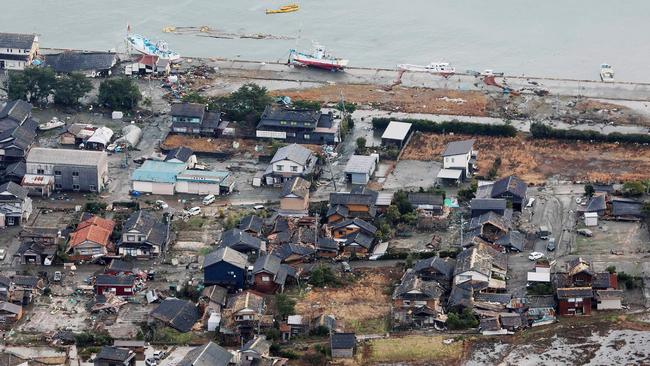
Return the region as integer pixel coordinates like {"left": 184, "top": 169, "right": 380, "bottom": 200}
{"left": 332, "top": 348, "right": 353, "bottom": 358}
{"left": 132, "top": 181, "right": 175, "bottom": 195}
{"left": 597, "top": 299, "right": 621, "bottom": 310}
{"left": 350, "top": 172, "right": 369, "bottom": 185}
{"left": 175, "top": 181, "right": 220, "bottom": 195}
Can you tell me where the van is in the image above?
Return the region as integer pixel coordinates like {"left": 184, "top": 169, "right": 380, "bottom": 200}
{"left": 202, "top": 194, "right": 216, "bottom": 205}
{"left": 538, "top": 225, "right": 550, "bottom": 240}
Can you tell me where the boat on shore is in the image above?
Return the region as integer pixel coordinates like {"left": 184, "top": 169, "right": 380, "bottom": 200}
{"left": 289, "top": 44, "right": 348, "bottom": 71}
{"left": 398, "top": 62, "right": 456, "bottom": 76}
{"left": 39, "top": 118, "right": 65, "bottom": 131}
{"left": 600, "top": 63, "right": 614, "bottom": 82}
{"left": 126, "top": 34, "right": 180, "bottom": 62}
{"left": 266, "top": 4, "right": 299, "bottom": 14}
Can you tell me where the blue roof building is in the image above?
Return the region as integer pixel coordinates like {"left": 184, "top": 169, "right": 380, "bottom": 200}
{"left": 131, "top": 161, "right": 186, "bottom": 195}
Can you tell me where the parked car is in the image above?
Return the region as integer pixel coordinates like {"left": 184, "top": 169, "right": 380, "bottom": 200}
{"left": 202, "top": 194, "right": 216, "bottom": 205}
{"left": 0, "top": 249, "right": 6, "bottom": 260}
{"left": 538, "top": 226, "right": 550, "bottom": 240}
{"left": 145, "top": 358, "right": 157, "bottom": 366}
{"left": 546, "top": 238, "right": 556, "bottom": 251}
{"left": 577, "top": 228, "right": 593, "bottom": 237}
{"left": 186, "top": 207, "right": 201, "bottom": 216}
{"left": 341, "top": 261, "right": 352, "bottom": 272}
{"left": 153, "top": 351, "right": 166, "bottom": 360}
{"left": 526, "top": 197, "right": 536, "bottom": 208}
{"left": 528, "top": 252, "right": 545, "bottom": 261}
{"left": 155, "top": 200, "right": 168, "bottom": 209}
{"left": 53, "top": 271, "right": 62, "bottom": 282}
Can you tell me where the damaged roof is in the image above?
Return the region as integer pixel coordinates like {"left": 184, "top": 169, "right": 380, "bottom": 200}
{"left": 392, "top": 270, "right": 444, "bottom": 300}
{"left": 150, "top": 298, "right": 200, "bottom": 333}
{"left": 491, "top": 175, "right": 527, "bottom": 199}
{"left": 281, "top": 176, "right": 311, "bottom": 198}
{"left": 178, "top": 341, "right": 233, "bottom": 366}
{"left": 413, "top": 256, "right": 455, "bottom": 280}
{"left": 219, "top": 228, "right": 264, "bottom": 252}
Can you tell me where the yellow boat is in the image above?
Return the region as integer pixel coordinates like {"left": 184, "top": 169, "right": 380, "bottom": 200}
{"left": 266, "top": 4, "right": 299, "bottom": 14}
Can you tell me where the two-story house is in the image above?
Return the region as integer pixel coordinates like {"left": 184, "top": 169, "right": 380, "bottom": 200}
{"left": 279, "top": 176, "right": 311, "bottom": 216}
{"left": 23, "top": 148, "right": 108, "bottom": 196}
{"left": 94, "top": 346, "right": 136, "bottom": 366}
{"left": 453, "top": 243, "right": 507, "bottom": 291}
{"left": 437, "top": 139, "right": 477, "bottom": 183}
{"left": 256, "top": 105, "right": 339, "bottom": 144}
{"left": 489, "top": 175, "right": 528, "bottom": 211}
{"left": 392, "top": 269, "right": 446, "bottom": 329}
{"left": 117, "top": 210, "right": 170, "bottom": 258}
{"left": 265, "top": 143, "right": 317, "bottom": 185}
{"left": 170, "top": 102, "right": 222, "bottom": 136}
{"left": 251, "top": 254, "right": 296, "bottom": 294}
{"left": 0, "top": 33, "right": 39, "bottom": 71}
{"left": 203, "top": 246, "right": 249, "bottom": 290}
{"left": 327, "top": 186, "right": 378, "bottom": 223}
{"left": 67, "top": 214, "right": 115, "bottom": 259}
{"left": 0, "top": 182, "right": 31, "bottom": 226}
{"left": 222, "top": 291, "right": 266, "bottom": 343}
{"left": 0, "top": 100, "right": 38, "bottom": 171}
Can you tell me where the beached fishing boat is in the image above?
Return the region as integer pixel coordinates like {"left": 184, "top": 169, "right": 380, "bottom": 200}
{"left": 289, "top": 44, "right": 348, "bottom": 71}
{"left": 397, "top": 62, "right": 456, "bottom": 75}
{"left": 39, "top": 118, "right": 65, "bottom": 131}
{"left": 600, "top": 63, "right": 614, "bottom": 82}
{"left": 126, "top": 34, "right": 181, "bottom": 62}
{"left": 266, "top": 4, "right": 299, "bottom": 14}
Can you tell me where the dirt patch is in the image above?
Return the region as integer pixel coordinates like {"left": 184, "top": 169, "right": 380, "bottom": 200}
{"left": 362, "top": 335, "right": 464, "bottom": 365}
{"left": 273, "top": 85, "right": 489, "bottom": 116}
{"left": 294, "top": 268, "right": 401, "bottom": 333}
{"left": 401, "top": 132, "right": 650, "bottom": 184}
{"left": 161, "top": 134, "right": 264, "bottom": 155}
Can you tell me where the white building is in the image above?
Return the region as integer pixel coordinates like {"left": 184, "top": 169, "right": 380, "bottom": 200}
{"left": 0, "top": 33, "right": 39, "bottom": 71}
{"left": 265, "top": 144, "right": 316, "bottom": 185}
{"left": 344, "top": 154, "right": 378, "bottom": 185}
{"left": 437, "top": 139, "right": 476, "bottom": 182}
{"left": 381, "top": 121, "right": 412, "bottom": 147}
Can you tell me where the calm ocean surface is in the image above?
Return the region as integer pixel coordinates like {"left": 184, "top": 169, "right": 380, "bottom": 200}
{"left": 3, "top": 0, "right": 650, "bottom": 82}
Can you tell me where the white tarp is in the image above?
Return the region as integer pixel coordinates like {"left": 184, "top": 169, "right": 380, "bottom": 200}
{"left": 115, "top": 125, "right": 142, "bottom": 147}
{"left": 86, "top": 127, "right": 114, "bottom": 146}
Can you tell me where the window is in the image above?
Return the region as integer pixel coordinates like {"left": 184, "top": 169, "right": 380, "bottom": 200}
{"left": 54, "top": 170, "right": 61, "bottom": 176}
{"left": 276, "top": 165, "right": 283, "bottom": 171}
{"left": 72, "top": 171, "right": 79, "bottom": 177}
{"left": 36, "top": 169, "right": 44, "bottom": 174}
{"left": 450, "top": 158, "right": 454, "bottom": 163}
{"left": 55, "top": 183, "right": 62, "bottom": 189}
{"left": 89, "top": 185, "right": 96, "bottom": 191}
{"left": 262, "top": 275, "right": 271, "bottom": 282}
{"left": 72, "top": 184, "right": 80, "bottom": 190}
{"left": 280, "top": 121, "right": 287, "bottom": 125}
{"left": 291, "top": 166, "right": 298, "bottom": 172}
{"left": 303, "top": 134, "right": 310, "bottom": 140}
{"left": 127, "top": 235, "right": 136, "bottom": 242}
{"left": 291, "top": 121, "right": 297, "bottom": 126}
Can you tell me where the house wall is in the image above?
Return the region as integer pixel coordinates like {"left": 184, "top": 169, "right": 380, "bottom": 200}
{"left": 597, "top": 299, "right": 621, "bottom": 310}
{"left": 280, "top": 197, "right": 308, "bottom": 211}
{"left": 333, "top": 226, "right": 360, "bottom": 239}
{"left": 70, "top": 240, "right": 107, "bottom": 257}
{"left": 443, "top": 153, "right": 470, "bottom": 173}
{"left": 350, "top": 172, "right": 369, "bottom": 185}
{"left": 132, "top": 181, "right": 175, "bottom": 195}
{"left": 95, "top": 284, "right": 134, "bottom": 296}
{"left": 175, "top": 180, "right": 221, "bottom": 195}
{"left": 272, "top": 159, "right": 305, "bottom": 175}
{"left": 571, "top": 273, "right": 593, "bottom": 286}
{"left": 454, "top": 271, "right": 488, "bottom": 285}
{"left": 332, "top": 348, "right": 353, "bottom": 358}
{"left": 26, "top": 161, "right": 105, "bottom": 192}
{"left": 317, "top": 249, "right": 338, "bottom": 258}
{"left": 204, "top": 262, "right": 245, "bottom": 289}
{"left": 253, "top": 272, "right": 279, "bottom": 293}
{"left": 558, "top": 298, "right": 592, "bottom": 316}
{"left": 327, "top": 213, "right": 344, "bottom": 223}
{"left": 342, "top": 245, "right": 368, "bottom": 256}
{"left": 0, "top": 42, "right": 37, "bottom": 71}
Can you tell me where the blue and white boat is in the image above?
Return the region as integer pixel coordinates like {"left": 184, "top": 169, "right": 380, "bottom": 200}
{"left": 126, "top": 34, "right": 180, "bottom": 62}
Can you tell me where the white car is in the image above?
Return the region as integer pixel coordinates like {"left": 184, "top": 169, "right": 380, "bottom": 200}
{"left": 145, "top": 358, "right": 157, "bottom": 366}
{"left": 0, "top": 249, "right": 5, "bottom": 260}
{"left": 186, "top": 207, "right": 201, "bottom": 216}
{"left": 528, "top": 252, "right": 545, "bottom": 261}
{"left": 155, "top": 200, "right": 168, "bottom": 209}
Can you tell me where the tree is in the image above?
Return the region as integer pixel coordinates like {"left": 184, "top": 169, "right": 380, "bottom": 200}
{"left": 584, "top": 184, "right": 595, "bottom": 198}
{"left": 181, "top": 91, "right": 208, "bottom": 104}
{"left": 292, "top": 99, "right": 321, "bottom": 110}
{"left": 393, "top": 191, "right": 413, "bottom": 215}
{"left": 385, "top": 205, "right": 401, "bottom": 224}
{"left": 336, "top": 101, "right": 357, "bottom": 114}
{"left": 606, "top": 265, "right": 617, "bottom": 274}
{"left": 356, "top": 137, "right": 366, "bottom": 152}
{"left": 54, "top": 73, "right": 92, "bottom": 106}
{"left": 309, "top": 265, "right": 339, "bottom": 287}
{"left": 274, "top": 294, "right": 296, "bottom": 319}
{"left": 7, "top": 67, "right": 56, "bottom": 105}
{"left": 219, "top": 83, "right": 273, "bottom": 124}
{"left": 622, "top": 181, "right": 645, "bottom": 197}
{"left": 98, "top": 78, "right": 142, "bottom": 110}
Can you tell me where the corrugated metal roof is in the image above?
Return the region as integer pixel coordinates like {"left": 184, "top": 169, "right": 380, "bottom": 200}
{"left": 27, "top": 147, "right": 106, "bottom": 166}
{"left": 344, "top": 155, "right": 377, "bottom": 174}
{"left": 437, "top": 168, "right": 463, "bottom": 179}
{"left": 131, "top": 161, "right": 185, "bottom": 183}
{"left": 381, "top": 121, "right": 412, "bottom": 141}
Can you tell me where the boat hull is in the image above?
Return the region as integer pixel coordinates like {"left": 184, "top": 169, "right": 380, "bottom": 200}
{"left": 126, "top": 35, "right": 181, "bottom": 62}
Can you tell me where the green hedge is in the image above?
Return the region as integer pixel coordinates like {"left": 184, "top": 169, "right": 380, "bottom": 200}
{"left": 372, "top": 117, "right": 517, "bottom": 137}
{"left": 530, "top": 122, "right": 650, "bottom": 144}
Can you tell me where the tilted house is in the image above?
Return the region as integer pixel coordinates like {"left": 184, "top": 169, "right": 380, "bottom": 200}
{"left": 279, "top": 176, "right": 311, "bottom": 216}
{"left": 238, "top": 215, "right": 264, "bottom": 236}
{"left": 94, "top": 346, "right": 136, "bottom": 366}
{"left": 164, "top": 146, "right": 197, "bottom": 167}
{"left": 412, "top": 256, "right": 456, "bottom": 288}
{"left": 222, "top": 291, "right": 266, "bottom": 342}
{"left": 453, "top": 243, "right": 507, "bottom": 291}
{"left": 240, "top": 335, "right": 272, "bottom": 366}
{"left": 203, "top": 246, "right": 249, "bottom": 290}
{"left": 392, "top": 269, "right": 446, "bottom": 329}
{"left": 490, "top": 175, "right": 528, "bottom": 211}
{"left": 118, "top": 210, "right": 170, "bottom": 258}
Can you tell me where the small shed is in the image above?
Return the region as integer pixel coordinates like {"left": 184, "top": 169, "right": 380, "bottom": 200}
{"left": 331, "top": 332, "right": 356, "bottom": 358}
{"left": 381, "top": 121, "right": 412, "bottom": 147}
{"left": 584, "top": 212, "right": 598, "bottom": 227}
{"left": 344, "top": 155, "right": 378, "bottom": 185}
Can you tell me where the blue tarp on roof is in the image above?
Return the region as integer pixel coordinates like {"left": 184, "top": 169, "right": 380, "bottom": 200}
{"left": 131, "top": 161, "right": 185, "bottom": 183}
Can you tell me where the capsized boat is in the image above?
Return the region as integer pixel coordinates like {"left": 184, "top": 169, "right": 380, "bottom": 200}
{"left": 39, "top": 117, "right": 65, "bottom": 131}
{"left": 266, "top": 4, "right": 299, "bottom": 14}
{"left": 126, "top": 34, "right": 180, "bottom": 62}
{"left": 288, "top": 44, "right": 348, "bottom": 71}
{"left": 600, "top": 63, "right": 614, "bottom": 82}
{"left": 397, "top": 62, "right": 456, "bottom": 75}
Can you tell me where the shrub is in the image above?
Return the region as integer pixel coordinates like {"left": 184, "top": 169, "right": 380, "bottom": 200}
{"left": 83, "top": 201, "right": 107, "bottom": 214}
{"left": 98, "top": 78, "right": 142, "bottom": 110}
{"left": 309, "top": 325, "right": 330, "bottom": 337}
{"left": 274, "top": 293, "right": 296, "bottom": 319}
{"left": 54, "top": 73, "right": 93, "bottom": 106}
{"left": 531, "top": 121, "right": 650, "bottom": 144}
{"left": 446, "top": 308, "right": 479, "bottom": 330}
{"left": 372, "top": 117, "right": 517, "bottom": 137}
{"left": 606, "top": 265, "right": 617, "bottom": 274}
{"left": 292, "top": 99, "right": 321, "bottom": 110}
{"left": 309, "top": 265, "right": 340, "bottom": 287}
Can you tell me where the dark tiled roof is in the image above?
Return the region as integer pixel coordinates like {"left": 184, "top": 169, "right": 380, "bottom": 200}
{"left": 238, "top": 215, "right": 264, "bottom": 234}
{"left": 171, "top": 103, "right": 206, "bottom": 118}
{"left": 470, "top": 198, "right": 507, "bottom": 212}
{"left": 330, "top": 191, "right": 377, "bottom": 206}
{"left": 317, "top": 237, "right": 338, "bottom": 251}
{"left": 220, "top": 228, "right": 263, "bottom": 252}
{"left": 480, "top": 317, "right": 501, "bottom": 331}
{"left": 330, "top": 218, "right": 377, "bottom": 235}
{"left": 201, "top": 285, "right": 228, "bottom": 305}
{"left": 178, "top": 342, "right": 233, "bottom": 366}
{"left": 0, "top": 33, "right": 36, "bottom": 50}
{"left": 252, "top": 254, "right": 281, "bottom": 275}
{"left": 392, "top": 270, "right": 444, "bottom": 299}
{"left": 491, "top": 175, "right": 527, "bottom": 199}
{"left": 123, "top": 211, "right": 168, "bottom": 247}
{"left": 556, "top": 287, "right": 593, "bottom": 299}
{"left": 281, "top": 176, "right": 311, "bottom": 198}
{"left": 344, "top": 231, "right": 374, "bottom": 249}
{"left": 204, "top": 246, "right": 249, "bottom": 269}
{"left": 408, "top": 193, "right": 444, "bottom": 207}
{"left": 45, "top": 52, "right": 117, "bottom": 73}
{"left": 526, "top": 295, "right": 556, "bottom": 308}
{"left": 270, "top": 143, "right": 314, "bottom": 165}
{"left": 495, "top": 231, "right": 525, "bottom": 251}
{"left": 595, "top": 289, "right": 623, "bottom": 300}
{"left": 273, "top": 243, "right": 315, "bottom": 260}
{"left": 448, "top": 281, "right": 476, "bottom": 308}
{"left": 468, "top": 211, "right": 512, "bottom": 232}
{"left": 165, "top": 146, "right": 194, "bottom": 162}
{"left": 107, "top": 259, "right": 133, "bottom": 273}
{"left": 413, "top": 257, "right": 455, "bottom": 279}
{"left": 95, "top": 274, "right": 134, "bottom": 286}
{"left": 585, "top": 194, "right": 607, "bottom": 212}
{"left": 612, "top": 199, "right": 643, "bottom": 217}
{"left": 150, "top": 298, "right": 200, "bottom": 333}
{"left": 331, "top": 332, "right": 356, "bottom": 349}
{"left": 5, "top": 161, "right": 26, "bottom": 178}
{"left": 474, "top": 292, "right": 512, "bottom": 304}
{"left": 0, "top": 100, "right": 32, "bottom": 123}
{"left": 0, "top": 181, "right": 27, "bottom": 200}
{"left": 258, "top": 105, "right": 321, "bottom": 129}
{"left": 96, "top": 346, "right": 132, "bottom": 362}
{"left": 593, "top": 272, "right": 614, "bottom": 289}
{"left": 442, "top": 139, "right": 475, "bottom": 156}
{"left": 326, "top": 204, "right": 349, "bottom": 218}
{"left": 499, "top": 312, "right": 525, "bottom": 328}
{"left": 12, "top": 275, "right": 39, "bottom": 287}
{"left": 242, "top": 335, "right": 271, "bottom": 355}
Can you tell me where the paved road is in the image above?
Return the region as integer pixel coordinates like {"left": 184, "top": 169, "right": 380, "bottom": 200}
{"left": 210, "top": 59, "right": 650, "bottom": 102}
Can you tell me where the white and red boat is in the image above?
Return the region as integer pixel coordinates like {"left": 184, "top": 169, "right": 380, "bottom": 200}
{"left": 288, "top": 44, "right": 348, "bottom": 71}
{"left": 397, "top": 62, "right": 456, "bottom": 76}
